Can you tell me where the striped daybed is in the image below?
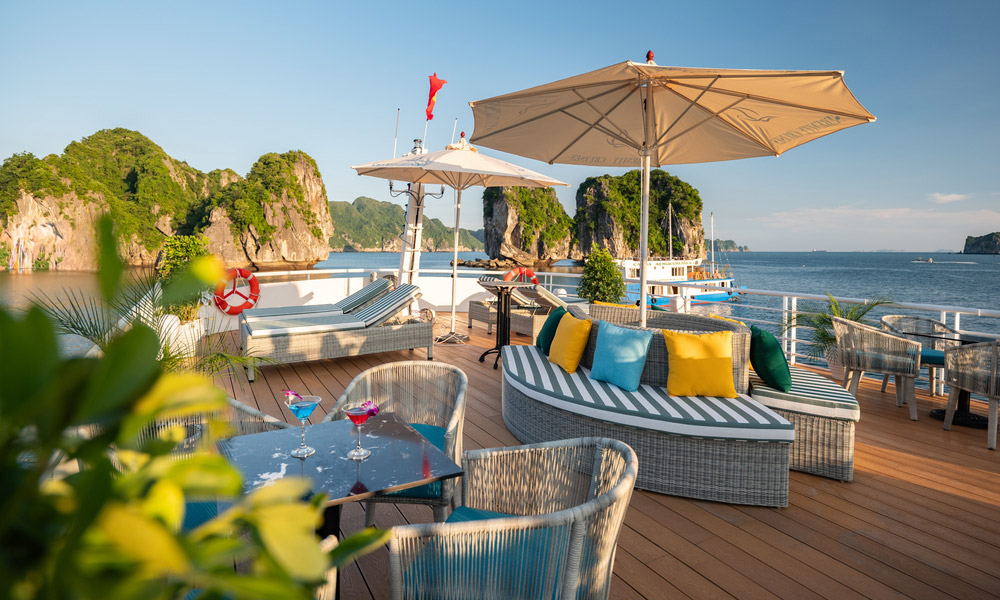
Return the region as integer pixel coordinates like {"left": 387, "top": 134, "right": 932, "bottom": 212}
{"left": 240, "top": 284, "right": 433, "bottom": 382}
{"left": 750, "top": 366, "right": 860, "bottom": 481}
{"left": 501, "top": 314, "right": 794, "bottom": 507}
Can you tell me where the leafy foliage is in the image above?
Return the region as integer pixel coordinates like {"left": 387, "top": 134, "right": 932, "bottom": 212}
{"left": 0, "top": 152, "right": 70, "bottom": 224}
{"left": 788, "top": 292, "right": 892, "bottom": 358}
{"left": 156, "top": 235, "right": 211, "bottom": 322}
{"left": 483, "top": 186, "right": 573, "bottom": 250}
{"left": 2, "top": 219, "right": 388, "bottom": 598}
{"left": 577, "top": 169, "right": 703, "bottom": 256}
{"left": 327, "top": 197, "right": 483, "bottom": 251}
{"left": 578, "top": 246, "right": 627, "bottom": 303}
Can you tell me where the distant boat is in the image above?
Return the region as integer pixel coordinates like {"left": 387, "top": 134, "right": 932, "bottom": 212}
{"left": 812, "top": 249, "right": 827, "bottom": 253}
{"left": 912, "top": 257, "right": 934, "bottom": 263}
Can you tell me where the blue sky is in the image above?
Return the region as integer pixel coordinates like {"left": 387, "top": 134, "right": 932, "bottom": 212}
{"left": 2, "top": 0, "right": 998, "bottom": 251}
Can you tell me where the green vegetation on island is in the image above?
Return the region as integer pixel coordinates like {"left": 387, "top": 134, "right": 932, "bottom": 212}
{"left": 484, "top": 186, "right": 574, "bottom": 250}
{"left": 708, "top": 239, "right": 749, "bottom": 252}
{"left": 577, "top": 169, "right": 702, "bottom": 257}
{"left": 0, "top": 129, "right": 328, "bottom": 266}
{"left": 963, "top": 232, "right": 1000, "bottom": 254}
{"left": 328, "top": 196, "right": 484, "bottom": 251}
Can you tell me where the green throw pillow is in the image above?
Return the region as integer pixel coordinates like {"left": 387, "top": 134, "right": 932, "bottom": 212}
{"left": 535, "top": 307, "right": 567, "bottom": 356}
{"left": 749, "top": 325, "right": 792, "bottom": 392}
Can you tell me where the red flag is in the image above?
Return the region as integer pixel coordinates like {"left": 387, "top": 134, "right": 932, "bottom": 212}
{"left": 426, "top": 73, "right": 446, "bottom": 121}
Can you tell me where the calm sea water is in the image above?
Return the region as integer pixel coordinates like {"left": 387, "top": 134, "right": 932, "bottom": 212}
{"left": 3, "top": 250, "right": 998, "bottom": 339}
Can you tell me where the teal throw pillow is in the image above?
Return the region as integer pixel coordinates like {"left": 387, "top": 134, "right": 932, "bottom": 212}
{"left": 589, "top": 320, "right": 654, "bottom": 392}
{"left": 749, "top": 325, "right": 792, "bottom": 392}
{"left": 535, "top": 307, "right": 568, "bottom": 355}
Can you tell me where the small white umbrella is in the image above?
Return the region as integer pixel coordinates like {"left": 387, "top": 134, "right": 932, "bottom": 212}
{"left": 470, "top": 53, "right": 875, "bottom": 325}
{"left": 351, "top": 134, "right": 568, "bottom": 341}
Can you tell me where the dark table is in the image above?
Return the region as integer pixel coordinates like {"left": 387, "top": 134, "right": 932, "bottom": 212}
{"left": 900, "top": 330, "right": 995, "bottom": 429}
{"left": 478, "top": 280, "right": 534, "bottom": 369}
{"left": 218, "top": 413, "right": 464, "bottom": 597}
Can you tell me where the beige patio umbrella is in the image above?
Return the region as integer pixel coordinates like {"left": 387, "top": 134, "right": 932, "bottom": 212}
{"left": 352, "top": 134, "right": 567, "bottom": 342}
{"left": 470, "top": 54, "right": 876, "bottom": 325}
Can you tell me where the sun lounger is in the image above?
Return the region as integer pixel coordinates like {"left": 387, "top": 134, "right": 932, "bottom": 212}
{"left": 240, "top": 284, "right": 433, "bottom": 381}
{"left": 241, "top": 277, "right": 392, "bottom": 322}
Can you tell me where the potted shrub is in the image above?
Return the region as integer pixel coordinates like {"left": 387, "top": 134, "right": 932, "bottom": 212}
{"left": 578, "top": 246, "right": 627, "bottom": 304}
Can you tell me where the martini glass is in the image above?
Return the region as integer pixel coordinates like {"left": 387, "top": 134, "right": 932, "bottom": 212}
{"left": 345, "top": 406, "right": 372, "bottom": 460}
{"left": 285, "top": 395, "right": 321, "bottom": 458}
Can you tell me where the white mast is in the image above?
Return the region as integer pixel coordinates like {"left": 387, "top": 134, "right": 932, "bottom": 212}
{"left": 668, "top": 202, "right": 673, "bottom": 261}
{"left": 710, "top": 211, "right": 715, "bottom": 269}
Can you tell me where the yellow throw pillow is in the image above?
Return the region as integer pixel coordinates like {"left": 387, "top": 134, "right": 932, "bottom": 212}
{"left": 548, "top": 314, "right": 593, "bottom": 374}
{"left": 594, "top": 300, "right": 638, "bottom": 308}
{"left": 661, "top": 330, "right": 737, "bottom": 398}
{"left": 708, "top": 313, "right": 747, "bottom": 327}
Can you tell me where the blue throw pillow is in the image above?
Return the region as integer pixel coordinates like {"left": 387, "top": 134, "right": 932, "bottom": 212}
{"left": 589, "top": 320, "right": 654, "bottom": 392}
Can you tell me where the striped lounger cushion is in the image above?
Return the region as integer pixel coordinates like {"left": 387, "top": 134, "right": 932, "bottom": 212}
{"left": 502, "top": 345, "right": 794, "bottom": 443}
{"left": 750, "top": 367, "right": 860, "bottom": 422}
{"left": 242, "top": 278, "right": 391, "bottom": 321}
{"left": 243, "top": 284, "right": 419, "bottom": 338}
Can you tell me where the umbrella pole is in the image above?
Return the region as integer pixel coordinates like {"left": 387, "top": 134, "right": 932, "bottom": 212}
{"left": 639, "top": 153, "right": 650, "bottom": 327}
{"left": 436, "top": 188, "right": 469, "bottom": 344}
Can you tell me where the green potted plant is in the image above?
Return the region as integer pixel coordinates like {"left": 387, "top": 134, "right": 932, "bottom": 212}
{"left": 578, "top": 246, "right": 626, "bottom": 304}
{"left": 788, "top": 292, "right": 891, "bottom": 378}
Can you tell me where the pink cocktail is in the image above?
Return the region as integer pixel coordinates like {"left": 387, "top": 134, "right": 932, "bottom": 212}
{"left": 346, "top": 402, "right": 378, "bottom": 460}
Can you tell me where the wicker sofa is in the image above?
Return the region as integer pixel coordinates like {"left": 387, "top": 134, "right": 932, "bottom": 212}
{"left": 588, "top": 304, "right": 859, "bottom": 482}
{"left": 501, "top": 312, "right": 794, "bottom": 507}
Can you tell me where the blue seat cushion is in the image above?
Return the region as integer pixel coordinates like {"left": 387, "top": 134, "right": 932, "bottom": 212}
{"left": 384, "top": 423, "right": 446, "bottom": 500}
{"left": 408, "top": 505, "right": 562, "bottom": 597}
{"left": 182, "top": 500, "right": 219, "bottom": 532}
{"left": 445, "top": 505, "right": 514, "bottom": 523}
{"left": 921, "top": 348, "right": 945, "bottom": 366}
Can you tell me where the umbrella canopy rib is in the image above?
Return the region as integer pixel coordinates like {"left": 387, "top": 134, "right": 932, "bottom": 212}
{"left": 472, "top": 83, "right": 636, "bottom": 144}
{"left": 650, "top": 75, "right": 721, "bottom": 147}
{"left": 665, "top": 79, "right": 876, "bottom": 121}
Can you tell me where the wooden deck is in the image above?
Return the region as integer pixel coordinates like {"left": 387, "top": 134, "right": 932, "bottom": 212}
{"left": 216, "top": 314, "right": 1000, "bottom": 600}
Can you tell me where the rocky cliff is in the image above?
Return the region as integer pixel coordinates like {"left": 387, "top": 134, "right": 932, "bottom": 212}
{"left": 482, "top": 186, "right": 579, "bottom": 266}
{"left": 576, "top": 170, "right": 705, "bottom": 259}
{"left": 963, "top": 232, "right": 1000, "bottom": 254}
{"left": 0, "top": 129, "right": 332, "bottom": 271}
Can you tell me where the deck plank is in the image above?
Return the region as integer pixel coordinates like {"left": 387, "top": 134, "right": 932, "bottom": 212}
{"left": 217, "top": 312, "right": 1000, "bottom": 600}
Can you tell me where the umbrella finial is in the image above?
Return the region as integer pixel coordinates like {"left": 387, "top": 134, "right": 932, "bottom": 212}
{"left": 646, "top": 50, "right": 655, "bottom": 65}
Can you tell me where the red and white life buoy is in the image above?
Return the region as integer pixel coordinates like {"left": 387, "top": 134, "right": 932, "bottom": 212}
{"left": 213, "top": 268, "right": 261, "bottom": 315}
{"left": 503, "top": 267, "right": 539, "bottom": 285}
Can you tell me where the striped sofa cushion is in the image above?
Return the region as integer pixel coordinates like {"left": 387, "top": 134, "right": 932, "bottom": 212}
{"left": 750, "top": 367, "right": 860, "bottom": 422}
{"left": 502, "top": 345, "right": 794, "bottom": 443}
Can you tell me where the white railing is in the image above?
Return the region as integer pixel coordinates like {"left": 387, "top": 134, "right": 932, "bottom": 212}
{"left": 251, "top": 266, "right": 1000, "bottom": 367}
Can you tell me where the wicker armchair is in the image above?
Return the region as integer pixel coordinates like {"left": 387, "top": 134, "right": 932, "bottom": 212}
{"left": 881, "top": 315, "right": 959, "bottom": 396}
{"left": 832, "top": 316, "right": 922, "bottom": 420}
{"left": 388, "top": 437, "right": 638, "bottom": 600}
{"left": 943, "top": 341, "right": 1000, "bottom": 449}
{"left": 322, "top": 361, "right": 467, "bottom": 525}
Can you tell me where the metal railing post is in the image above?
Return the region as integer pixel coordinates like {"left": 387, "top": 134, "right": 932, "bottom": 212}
{"left": 781, "top": 296, "right": 789, "bottom": 356}
{"left": 789, "top": 297, "right": 798, "bottom": 365}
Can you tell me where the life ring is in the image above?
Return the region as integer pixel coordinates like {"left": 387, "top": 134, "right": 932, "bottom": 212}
{"left": 213, "top": 268, "right": 261, "bottom": 315}
{"left": 503, "top": 267, "right": 539, "bottom": 285}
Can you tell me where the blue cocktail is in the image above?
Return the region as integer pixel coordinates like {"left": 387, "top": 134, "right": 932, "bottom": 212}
{"left": 284, "top": 392, "right": 321, "bottom": 458}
